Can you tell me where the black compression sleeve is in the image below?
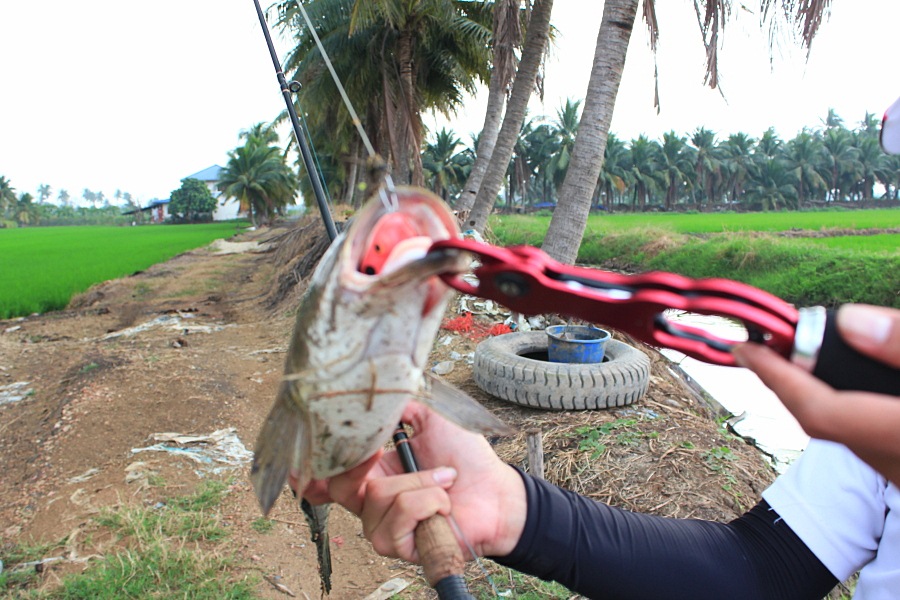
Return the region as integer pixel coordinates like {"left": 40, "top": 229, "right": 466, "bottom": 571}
{"left": 490, "top": 469, "right": 837, "bottom": 600}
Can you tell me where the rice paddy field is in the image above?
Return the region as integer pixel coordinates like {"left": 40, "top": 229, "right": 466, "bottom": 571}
{"left": 496, "top": 207, "right": 900, "bottom": 238}
{"left": 0, "top": 223, "right": 246, "bottom": 319}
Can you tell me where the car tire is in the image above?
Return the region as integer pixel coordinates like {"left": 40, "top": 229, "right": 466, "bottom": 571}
{"left": 473, "top": 331, "right": 651, "bottom": 410}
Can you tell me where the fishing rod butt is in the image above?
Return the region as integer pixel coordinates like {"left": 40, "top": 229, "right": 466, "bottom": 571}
{"left": 415, "top": 514, "right": 473, "bottom": 599}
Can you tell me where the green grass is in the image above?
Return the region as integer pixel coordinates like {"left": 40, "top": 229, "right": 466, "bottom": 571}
{"left": 495, "top": 207, "right": 900, "bottom": 238}
{"left": 0, "top": 222, "right": 246, "bottom": 319}
{"left": 783, "top": 233, "right": 900, "bottom": 253}
{"left": 1, "top": 480, "right": 256, "bottom": 599}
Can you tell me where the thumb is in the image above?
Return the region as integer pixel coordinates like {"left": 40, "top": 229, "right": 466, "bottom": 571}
{"left": 837, "top": 304, "right": 900, "bottom": 369}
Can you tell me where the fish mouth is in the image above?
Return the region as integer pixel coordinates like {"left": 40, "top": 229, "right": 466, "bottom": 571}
{"left": 345, "top": 187, "right": 464, "bottom": 282}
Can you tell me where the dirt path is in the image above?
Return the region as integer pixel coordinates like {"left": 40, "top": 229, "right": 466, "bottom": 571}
{"left": 0, "top": 224, "right": 777, "bottom": 598}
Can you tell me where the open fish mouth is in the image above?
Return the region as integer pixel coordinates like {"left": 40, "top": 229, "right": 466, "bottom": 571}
{"left": 349, "top": 187, "right": 461, "bottom": 279}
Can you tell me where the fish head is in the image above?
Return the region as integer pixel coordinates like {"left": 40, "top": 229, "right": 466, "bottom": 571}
{"left": 338, "top": 187, "right": 465, "bottom": 316}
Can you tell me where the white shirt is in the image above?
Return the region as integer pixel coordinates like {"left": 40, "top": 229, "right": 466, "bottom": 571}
{"left": 763, "top": 439, "right": 900, "bottom": 599}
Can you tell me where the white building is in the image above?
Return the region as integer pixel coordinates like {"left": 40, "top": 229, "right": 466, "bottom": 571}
{"left": 184, "top": 165, "right": 242, "bottom": 221}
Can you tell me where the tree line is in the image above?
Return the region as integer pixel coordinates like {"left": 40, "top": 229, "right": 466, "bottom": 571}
{"left": 0, "top": 178, "right": 142, "bottom": 227}
{"left": 422, "top": 104, "right": 900, "bottom": 213}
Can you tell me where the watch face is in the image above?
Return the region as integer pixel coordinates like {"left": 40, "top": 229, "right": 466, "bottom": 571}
{"left": 880, "top": 95, "right": 900, "bottom": 154}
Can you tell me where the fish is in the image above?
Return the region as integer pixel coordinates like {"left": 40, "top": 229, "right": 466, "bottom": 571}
{"left": 250, "top": 186, "right": 510, "bottom": 594}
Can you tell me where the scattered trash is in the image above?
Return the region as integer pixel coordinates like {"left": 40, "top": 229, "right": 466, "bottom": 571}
{"left": 0, "top": 381, "right": 31, "bottom": 406}
{"left": 125, "top": 461, "right": 158, "bottom": 485}
{"left": 431, "top": 361, "right": 454, "bottom": 376}
{"left": 130, "top": 428, "right": 253, "bottom": 475}
{"left": 99, "top": 314, "right": 226, "bottom": 341}
{"left": 67, "top": 468, "right": 100, "bottom": 484}
{"left": 363, "top": 578, "right": 410, "bottom": 600}
{"left": 264, "top": 575, "right": 296, "bottom": 597}
{"left": 4, "top": 325, "right": 21, "bottom": 334}
{"left": 209, "top": 239, "right": 273, "bottom": 255}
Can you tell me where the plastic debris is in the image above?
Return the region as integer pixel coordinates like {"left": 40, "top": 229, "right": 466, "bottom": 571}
{"left": 130, "top": 428, "right": 253, "bottom": 475}
{"left": 0, "top": 381, "right": 31, "bottom": 406}
{"left": 363, "top": 578, "right": 410, "bottom": 600}
{"left": 99, "top": 314, "right": 226, "bottom": 341}
{"left": 431, "top": 361, "right": 454, "bottom": 375}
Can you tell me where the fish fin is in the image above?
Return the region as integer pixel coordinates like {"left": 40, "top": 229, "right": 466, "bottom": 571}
{"left": 301, "top": 499, "right": 333, "bottom": 594}
{"left": 250, "top": 386, "right": 310, "bottom": 516}
{"left": 421, "top": 374, "right": 514, "bottom": 437}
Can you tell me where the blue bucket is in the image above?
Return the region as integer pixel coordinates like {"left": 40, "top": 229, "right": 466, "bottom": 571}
{"left": 546, "top": 325, "right": 610, "bottom": 364}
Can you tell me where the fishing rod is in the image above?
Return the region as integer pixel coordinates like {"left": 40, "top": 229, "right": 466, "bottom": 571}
{"left": 251, "top": 0, "right": 337, "bottom": 242}
{"left": 251, "top": 3, "right": 475, "bottom": 598}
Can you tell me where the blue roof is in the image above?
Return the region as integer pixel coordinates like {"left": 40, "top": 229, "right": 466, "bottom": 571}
{"left": 185, "top": 165, "right": 223, "bottom": 182}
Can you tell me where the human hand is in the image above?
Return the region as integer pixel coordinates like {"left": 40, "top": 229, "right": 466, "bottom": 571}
{"left": 295, "top": 401, "right": 526, "bottom": 562}
{"left": 733, "top": 304, "right": 900, "bottom": 484}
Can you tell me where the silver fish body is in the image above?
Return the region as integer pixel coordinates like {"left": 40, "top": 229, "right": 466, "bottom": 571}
{"left": 250, "top": 188, "right": 508, "bottom": 591}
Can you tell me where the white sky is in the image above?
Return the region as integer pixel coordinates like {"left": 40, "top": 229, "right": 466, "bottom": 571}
{"left": 1, "top": 0, "right": 897, "bottom": 205}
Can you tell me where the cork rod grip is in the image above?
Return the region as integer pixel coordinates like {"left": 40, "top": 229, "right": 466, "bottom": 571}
{"left": 415, "top": 514, "right": 466, "bottom": 586}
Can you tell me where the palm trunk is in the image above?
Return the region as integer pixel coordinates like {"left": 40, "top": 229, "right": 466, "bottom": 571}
{"left": 396, "top": 29, "right": 423, "bottom": 186}
{"left": 457, "top": 0, "right": 522, "bottom": 215}
{"left": 541, "top": 0, "right": 638, "bottom": 264}
{"left": 465, "top": 0, "right": 554, "bottom": 233}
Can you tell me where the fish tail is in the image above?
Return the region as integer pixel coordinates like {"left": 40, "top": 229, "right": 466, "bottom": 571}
{"left": 301, "top": 499, "right": 333, "bottom": 594}
{"left": 250, "top": 386, "right": 310, "bottom": 515}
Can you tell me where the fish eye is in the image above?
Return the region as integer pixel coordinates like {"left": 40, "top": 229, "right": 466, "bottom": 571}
{"left": 363, "top": 266, "right": 376, "bottom": 275}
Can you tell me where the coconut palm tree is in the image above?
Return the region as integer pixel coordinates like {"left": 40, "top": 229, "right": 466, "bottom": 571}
{"left": 545, "top": 99, "right": 581, "bottom": 190}
{"left": 690, "top": 127, "right": 721, "bottom": 208}
{"left": 0, "top": 176, "right": 15, "bottom": 216}
{"left": 598, "top": 133, "right": 631, "bottom": 210}
{"left": 819, "top": 127, "right": 859, "bottom": 202}
{"left": 627, "top": 134, "right": 662, "bottom": 212}
{"left": 458, "top": 0, "right": 524, "bottom": 213}
{"left": 719, "top": 133, "right": 755, "bottom": 205}
{"left": 783, "top": 129, "right": 827, "bottom": 207}
{"left": 240, "top": 122, "right": 280, "bottom": 147}
{"left": 14, "top": 193, "right": 39, "bottom": 226}
{"left": 658, "top": 131, "right": 696, "bottom": 211}
{"left": 218, "top": 142, "right": 298, "bottom": 226}
{"left": 37, "top": 184, "right": 52, "bottom": 204}
{"left": 746, "top": 159, "right": 796, "bottom": 211}
{"left": 853, "top": 133, "right": 887, "bottom": 203}
{"left": 528, "top": 0, "right": 635, "bottom": 262}
{"left": 519, "top": 117, "right": 557, "bottom": 206}
{"left": 422, "top": 128, "right": 471, "bottom": 202}
{"left": 277, "top": 0, "right": 493, "bottom": 187}
{"left": 464, "top": 0, "right": 554, "bottom": 232}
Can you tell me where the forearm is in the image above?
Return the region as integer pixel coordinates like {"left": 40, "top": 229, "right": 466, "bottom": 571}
{"left": 490, "top": 470, "right": 837, "bottom": 600}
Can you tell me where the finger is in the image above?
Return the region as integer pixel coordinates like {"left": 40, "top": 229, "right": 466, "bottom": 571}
{"left": 364, "top": 467, "right": 458, "bottom": 516}
{"left": 365, "top": 485, "right": 454, "bottom": 562}
{"left": 362, "top": 468, "right": 457, "bottom": 541}
{"left": 301, "top": 479, "right": 332, "bottom": 505}
{"left": 837, "top": 304, "right": 900, "bottom": 369}
{"left": 400, "top": 400, "right": 432, "bottom": 431}
{"left": 326, "top": 450, "right": 385, "bottom": 515}
{"left": 732, "top": 343, "right": 843, "bottom": 437}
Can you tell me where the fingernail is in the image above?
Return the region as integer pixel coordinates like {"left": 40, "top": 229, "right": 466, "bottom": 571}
{"left": 731, "top": 344, "right": 749, "bottom": 368}
{"left": 838, "top": 305, "right": 891, "bottom": 346}
{"left": 432, "top": 467, "right": 457, "bottom": 485}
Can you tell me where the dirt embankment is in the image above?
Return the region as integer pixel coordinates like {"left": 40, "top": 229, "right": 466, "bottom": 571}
{"left": 0, "top": 221, "right": 778, "bottom": 598}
